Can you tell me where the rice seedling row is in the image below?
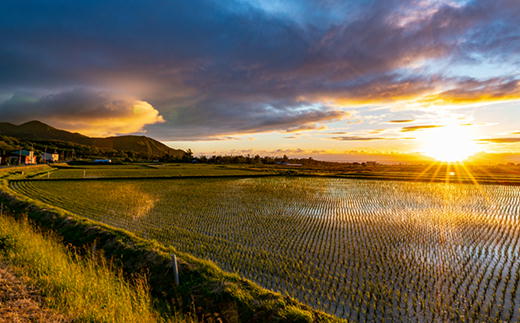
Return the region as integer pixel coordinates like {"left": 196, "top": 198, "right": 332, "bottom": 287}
{"left": 42, "top": 164, "right": 268, "bottom": 179}
{"left": 10, "top": 177, "right": 520, "bottom": 321}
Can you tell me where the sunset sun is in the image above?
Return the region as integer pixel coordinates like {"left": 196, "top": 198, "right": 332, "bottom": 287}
{"left": 420, "top": 124, "right": 480, "bottom": 162}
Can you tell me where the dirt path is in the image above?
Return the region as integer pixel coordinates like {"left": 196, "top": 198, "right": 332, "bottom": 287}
{"left": 0, "top": 264, "right": 68, "bottom": 322}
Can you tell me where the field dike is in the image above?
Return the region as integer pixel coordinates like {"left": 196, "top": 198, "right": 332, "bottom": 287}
{"left": 0, "top": 174, "right": 338, "bottom": 322}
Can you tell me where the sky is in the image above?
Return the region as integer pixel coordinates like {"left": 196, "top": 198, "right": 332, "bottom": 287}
{"left": 0, "top": 0, "right": 519, "bottom": 162}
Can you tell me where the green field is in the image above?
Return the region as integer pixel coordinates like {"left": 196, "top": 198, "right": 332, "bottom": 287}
{"left": 10, "top": 175, "right": 520, "bottom": 321}
{"left": 38, "top": 163, "right": 272, "bottom": 179}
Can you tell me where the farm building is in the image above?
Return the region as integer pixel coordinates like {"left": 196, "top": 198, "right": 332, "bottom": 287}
{"left": 42, "top": 152, "right": 59, "bottom": 163}
{"left": 7, "top": 150, "right": 37, "bottom": 165}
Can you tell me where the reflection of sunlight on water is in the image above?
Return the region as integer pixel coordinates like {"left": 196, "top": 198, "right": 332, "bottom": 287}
{"left": 106, "top": 183, "right": 158, "bottom": 219}
{"left": 295, "top": 179, "right": 519, "bottom": 268}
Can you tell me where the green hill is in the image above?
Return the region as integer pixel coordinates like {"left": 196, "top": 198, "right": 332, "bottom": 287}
{"left": 0, "top": 121, "right": 185, "bottom": 159}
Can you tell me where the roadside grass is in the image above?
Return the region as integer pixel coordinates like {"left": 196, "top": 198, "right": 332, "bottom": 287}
{"left": 0, "top": 214, "right": 161, "bottom": 322}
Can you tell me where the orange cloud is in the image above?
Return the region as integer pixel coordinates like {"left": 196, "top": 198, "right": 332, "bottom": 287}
{"left": 286, "top": 124, "right": 327, "bottom": 133}
{"left": 478, "top": 138, "right": 520, "bottom": 143}
{"left": 0, "top": 89, "right": 165, "bottom": 137}
{"left": 418, "top": 79, "right": 520, "bottom": 106}
{"left": 401, "top": 125, "right": 443, "bottom": 132}
{"left": 300, "top": 77, "right": 520, "bottom": 111}
{"left": 388, "top": 120, "right": 415, "bottom": 123}
{"left": 51, "top": 100, "right": 165, "bottom": 137}
{"left": 330, "top": 136, "right": 413, "bottom": 141}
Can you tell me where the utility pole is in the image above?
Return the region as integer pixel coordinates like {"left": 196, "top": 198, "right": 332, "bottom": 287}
{"left": 171, "top": 254, "right": 180, "bottom": 286}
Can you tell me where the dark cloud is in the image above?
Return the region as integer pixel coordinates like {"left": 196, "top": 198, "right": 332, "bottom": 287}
{"left": 478, "top": 138, "right": 520, "bottom": 143}
{"left": 401, "top": 125, "right": 443, "bottom": 132}
{"left": 149, "top": 99, "right": 346, "bottom": 139}
{"left": 0, "top": 0, "right": 520, "bottom": 138}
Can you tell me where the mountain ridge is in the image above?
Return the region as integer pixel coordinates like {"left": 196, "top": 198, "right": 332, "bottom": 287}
{"left": 0, "top": 120, "right": 185, "bottom": 159}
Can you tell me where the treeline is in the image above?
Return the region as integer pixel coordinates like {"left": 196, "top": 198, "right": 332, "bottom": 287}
{"left": 194, "top": 154, "right": 309, "bottom": 165}
{"left": 187, "top": 154, "right": 370, "bottom": 167}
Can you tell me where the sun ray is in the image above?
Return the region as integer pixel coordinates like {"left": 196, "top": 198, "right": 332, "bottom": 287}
{"left": 459, "top": 163, "right": 493, "bottom": 205}
{"left": 414, "top": 162, "right": 437, "bottom": 181}
{"left": 444, "top": 163, "right": 451, "bottom": 184}
{"left": 430, "top": 162, "right": 444, "bottom": 183}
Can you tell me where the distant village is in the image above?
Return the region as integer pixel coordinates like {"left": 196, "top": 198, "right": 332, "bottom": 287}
{"left": 0, "top": 149, "right": 59, "bottom": 166}
{"left": 0, "top": 149, "right": 116, "bottom": 166}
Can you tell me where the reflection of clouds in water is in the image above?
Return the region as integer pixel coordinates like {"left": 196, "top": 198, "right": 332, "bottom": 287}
{"left": 106, "top": 183, "right": 158, "bottom": 219}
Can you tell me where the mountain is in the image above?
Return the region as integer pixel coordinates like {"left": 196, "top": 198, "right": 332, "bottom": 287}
{"left": 0, "top": 120, "right": 90, "bottom": 144}
{"left": 89, "top": 135, "right": 185, "bottom": 158}
{"left": 0, "top": 121, "right": 185, "bottom": 159}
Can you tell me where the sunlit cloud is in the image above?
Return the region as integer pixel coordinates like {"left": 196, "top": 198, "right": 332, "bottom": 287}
{"left": 401, "top": 125, "right": 443, "bottom": 132}
{"left": 0, "top": 89, "right": 164, "bottom": 137}
{"left": 286, "top": 124, "right": 327, "bottom": 133}
{"left": 478, "top": 138, "right": 520, "bottom": 143}
{"left": 417, "top": 78, "right": 520, "bottom": 106}
{"left": 331, "top": 136, "right": 407, "bottom": 141}
{"left": 388, "top": 120, "right": 415, "bottom": 123}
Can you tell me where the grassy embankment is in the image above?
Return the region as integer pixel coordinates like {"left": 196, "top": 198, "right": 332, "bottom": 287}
{"left": 0, "top": 166, "right": 186, "bottom": 322}
{"left": 0, "top": 214, "right": 159, "bottom": 322}
{"left": 0, "top": 165, "right": 339, "bottom": 322}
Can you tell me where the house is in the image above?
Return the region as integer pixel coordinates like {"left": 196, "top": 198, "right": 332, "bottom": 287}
{"left": 42, "top": 152, "right": 59, "bottom": 163}
{"left": 9, "top": 150, "right": 37, "bottom": 165}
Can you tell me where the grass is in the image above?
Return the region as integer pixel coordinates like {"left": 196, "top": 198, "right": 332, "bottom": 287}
{"left": 0, "top": 214, "right": 161, "bottom": 322}
{"left": 0, "top": 165, "right": 52, "bottom": 180}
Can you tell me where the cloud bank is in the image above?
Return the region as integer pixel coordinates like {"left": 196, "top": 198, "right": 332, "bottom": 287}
{"left": 0, "top": 89, "right": 164, "bottom": 137}
{"left": 0, "top": 0, "right": 519, "bottom": 139}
